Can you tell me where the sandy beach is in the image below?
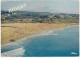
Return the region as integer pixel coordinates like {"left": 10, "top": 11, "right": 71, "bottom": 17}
{"left": 1, "top": 23, "right": 77, "bottom": 45}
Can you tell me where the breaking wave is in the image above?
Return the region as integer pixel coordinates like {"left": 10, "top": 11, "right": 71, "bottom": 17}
{"left": 1, "top": 47, "right": 25, "bottom": 57}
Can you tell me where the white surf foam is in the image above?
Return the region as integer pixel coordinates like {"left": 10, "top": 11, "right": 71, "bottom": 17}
{"left": 1, "top": 47, "right": 25, "bottom": 57}
{"left": 29, "top": 30, "right": 54, "bottom": 37}
{"left": 71, "top": 52, "right": 77, "bottom": 55}
{"left": 51, "top": 34, "right": 59, "bottom": 35}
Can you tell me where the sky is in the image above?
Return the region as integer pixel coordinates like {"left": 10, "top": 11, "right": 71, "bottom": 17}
{"left": 1, "top": 0, "right": 79, "bottom": 14}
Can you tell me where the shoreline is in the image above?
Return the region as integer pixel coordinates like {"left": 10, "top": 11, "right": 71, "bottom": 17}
{"left": 1, "top": 29, "right": 63, "bottom": 47}
{"left": 2, "top": 24, "right": 78, "bottom": 47}
{"left": 1, "top": 23, "right": 78, "bottom": 45}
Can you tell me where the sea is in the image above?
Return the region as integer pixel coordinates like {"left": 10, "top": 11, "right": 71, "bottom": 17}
{"left": 1, "top": 25, "right": 79, "bottom": 57}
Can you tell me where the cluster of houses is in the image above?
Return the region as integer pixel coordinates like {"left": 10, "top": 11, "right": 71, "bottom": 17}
{"left": 1, "top": 14, "right": 64, "bottom": 23}
{"left": 2, "top": 11, "right": 78, "bottom": 23}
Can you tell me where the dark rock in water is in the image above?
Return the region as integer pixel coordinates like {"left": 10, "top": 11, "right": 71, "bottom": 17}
{"left": 9, "top": 39, "right": 15, "bottom": 42}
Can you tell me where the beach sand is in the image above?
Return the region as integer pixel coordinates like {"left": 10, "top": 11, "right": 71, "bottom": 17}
{"left": 1, "top": 23, "right": 76, "bottom": 45}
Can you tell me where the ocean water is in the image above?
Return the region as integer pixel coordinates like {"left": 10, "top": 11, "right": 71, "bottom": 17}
{"left": 1, "top": 25, "right": 79, "bottom": 57}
